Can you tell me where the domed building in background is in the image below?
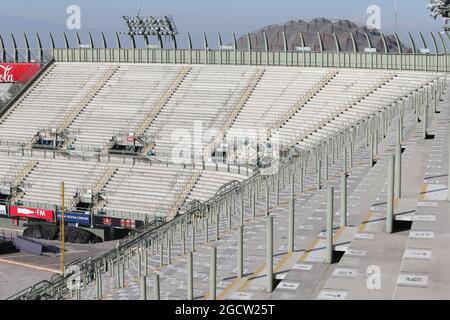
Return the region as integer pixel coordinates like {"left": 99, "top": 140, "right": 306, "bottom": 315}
{"left": 236, "top": 18, "right": 411, "bottom": 52}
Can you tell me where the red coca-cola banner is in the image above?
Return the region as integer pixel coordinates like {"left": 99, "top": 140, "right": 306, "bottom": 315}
{"left": 9, "top": 205, "right": 54, "bottom": 222}
{"left": 0, "top": 63, "right": 41, "bottom": 83}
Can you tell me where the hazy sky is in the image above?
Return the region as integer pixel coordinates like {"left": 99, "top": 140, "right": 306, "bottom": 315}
{"left": 0, "top": 0, "right": 445, "bottom": 47}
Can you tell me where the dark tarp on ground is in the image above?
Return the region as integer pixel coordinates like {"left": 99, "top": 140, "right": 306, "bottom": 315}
{"left": 23, "top": 223, "right": 103, "bottom": 244}
{"left": 0, "top": 238, "right": 18, "bottom": 254}
{"left": 60, "top": 227, "right": 103, "bottom": 244}
{"left": 23, "top": 223, "right": 58, "bottom": 240}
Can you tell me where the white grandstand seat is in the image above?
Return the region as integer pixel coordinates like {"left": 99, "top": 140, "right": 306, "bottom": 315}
{"left": 69, "top": 64, "right": 182, "bottom": 150}
{"left": 0, "top": 63, "right": 112, "bottom": 144}
{"left": 145, "top": 65, "right": 256, "bottom": 160}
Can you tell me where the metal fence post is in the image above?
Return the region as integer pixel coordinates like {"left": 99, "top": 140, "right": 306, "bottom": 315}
{"left": 205, "top": 217, "right": 209, "bottom": 243}
{"left": 210, "top": 246, "right": 217, "bottom": 300}
{"left": 154, "top": 274, "right": 160, "bottom": 300}
{"left": 275, "top": 173, "right": 280, "bottom": 205}
{"left": 138, "top": 248, "right": 142, "bottom": 277}
{"left": 266, "top": 215, "right": 274, "bottom": 292}
{"left": 326, "top": 186, "right": 334, "bottom": 264}
{"left": 160, "top": 237, "right": 164, "bottom": 266}
{"left": 140, "top": 276, "right": 147, "bottom": 300}
{"left": 192, "top": 222, "right": 196, "bottom": 252}
{"left": 448, "top": 133, "right": 450, "bottom": 202}
{"left": 386, "top": 155, "right": 395, "bottom": 233}
{"left": 288, "top": 173, "right": 295, "bottom": 253}
{"left": 265, "top": 177, "right": 270, "bottom": 215}
{"left": 237, "top": 226, "right": 244, "bottom": 278}
{"left": 187, "top": 251, "right": 194, "bottom": 300}
{"left": 423, "top": 96, "right": 429, "bottom": 139}
{"left": 141, "top": 248, "right": 147, "bottom": 276}
{"left": 395, "top": 117, "right": 402, "bottom": 199}
{"left": 340, "top": 171, "right": 348, "bottom": 228}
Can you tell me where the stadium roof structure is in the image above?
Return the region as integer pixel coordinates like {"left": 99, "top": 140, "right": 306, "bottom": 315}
{"left": 235, "top": 18, "right": 411, "bottom": 53}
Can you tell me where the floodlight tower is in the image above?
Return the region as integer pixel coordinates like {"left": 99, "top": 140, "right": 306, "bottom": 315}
{"left": 121, "top": 14, "right": 178, "bottom": 48}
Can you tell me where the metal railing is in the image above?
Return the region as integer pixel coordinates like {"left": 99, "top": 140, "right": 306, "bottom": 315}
{"left": 52, "top": 48, "right": 450, "bottom": 73}
{"left": 167, "top": 170, "right": 201, "bottom": 219}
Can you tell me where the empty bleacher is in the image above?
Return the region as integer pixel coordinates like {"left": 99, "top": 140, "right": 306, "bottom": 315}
{"left": 69, "top": 64, "right": 183, "bottom": 150}
{"left": 145, "top": 65, "right": 257, "bottom": 160}
{"left": 0, "top": 63, "right": 112, "bottom": 145}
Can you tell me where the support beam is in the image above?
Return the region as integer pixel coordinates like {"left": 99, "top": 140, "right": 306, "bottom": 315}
{"left": 350, "top": 32, "right": 358, "bottom": 53}
{"left": 11, "top": 33, "right": 18, "bottom": 62}
{"left": 49, "top": 33, "right": 56, "bottom": 50}
{"left": 408, "top": 32, "right": 417, "bottom": 54}
{"left": 101, "top": 32, "right": 107, "bottom": 49}
{"left": 36, "top": 33, "right": 43, "bottom": 62}
{"left": 23, "top": 33, "right": 30, "bottom": 62}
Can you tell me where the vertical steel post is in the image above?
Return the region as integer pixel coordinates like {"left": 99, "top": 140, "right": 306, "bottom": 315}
{"left": 326, "top": 187, "right": 334, "bottom": 264}
{"left": 265, "top": 177, "right": 270, "bottom": 215}
{"left": 237, "top": 226, "right": 244, "bottom": 278}
{"left": 216, "top": 210, "right": 220, "bottom": 241}
{"left": 168, "top": 236, "right": 172, "bottom": 265}
{"left": 192, "top": 222, "right": 196, "bottom": 252}
{"left": 423, "top": 97, "right": 429, "bottom": 139}
{"left": 138, "top": 248, "right": 142, "bottom": 277}
{"left": 395, "top": 117, "right": 402, "bottom": 199}
{"left": 266, "top": 216, "right": 274, "bottom": 292}
{"left": 252, "top": 187, "right": 256, "bottom": 219}
{"left": 160, "top": 237, "right": 164, "bottom": 266}
{"left": 210, "top": 246, "right": 217, "bottom": 300}
{"left": 448, "top": 133, "right": 450, "bottom": 202}
{"left": 316, "top": 152, "right": 321, "bottom": 191}
{"left": 386, "top": 155, "right": 395, "bottom": 234}
{"left": 275, "top": 173, "right": 280, "bottom": 205}
{"left": 182, "top": 225, "right": 186, "bottom": 254}
{"left": 325, "top": 143, "right": 329, "bottom": 180}
{"left": 98, "top": 268, "right": 103, "bottom": 300}
{"left": 144, "top": 248, "right": 148, "bottom": 277}
{"left": 340, "top": 171, "right": 347, "bottom": 228}
{"left": 121, "top": 258, "right": 126, "bottom": 288}
{"left": 288, "top": 173, "right": 295, "bottom": 253}
{"left": 205, "top": 217, "right": 209, "bottom": 243}
{"left": 240, "top": 191, "right": 244, "bottom": 226}
{"left": 187, "top": 252, "right": 194, "bottom": 300}
{"left": 154, "top": 274, "right": 160, "bottom": 300}
{"left": 140, "top": 276, "right": 147, "bottom": 300}
{"left": 343, "top": 134, "right": 348, "bottom": 173}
